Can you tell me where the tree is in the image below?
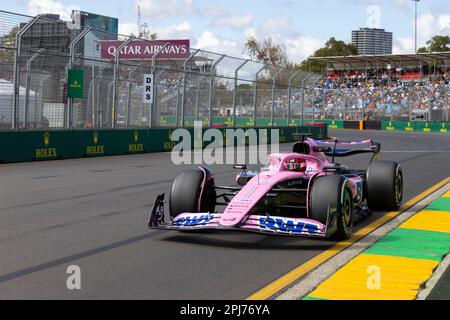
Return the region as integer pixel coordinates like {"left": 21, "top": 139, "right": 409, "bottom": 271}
{"left": 129, "top": 29, "right": 158, "bottom": 40}
{"left": 300, "top": 37, "right": 357, "bottom": 73}
{"left": 244, "top": 36, "right": 289, "bottom": 67}
{"left": 0, "top": 26, "right": 18, "bottom": 63}
{"left": 312, "top": 37, "right": 357, "bottom": 57}
{"left": 140, "top": 30, "right": 158, "bottom": 40}
{"left": 418, "top": 35, "right": 450, "bottom": 53}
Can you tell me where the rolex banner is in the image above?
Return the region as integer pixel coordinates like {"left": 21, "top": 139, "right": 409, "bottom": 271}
{"left": 67, "top": 69, "right": 84, "bottom": 99}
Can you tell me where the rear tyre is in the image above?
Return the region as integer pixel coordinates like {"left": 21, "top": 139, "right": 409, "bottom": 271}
{"left": 169, "top": 168, "right": 216, "bottom": 219}
{"left": 366, "top": 161, "right": 403, "bottom": 211}
{"left": 310, "top": 175, "right": 353, "bottom": 240}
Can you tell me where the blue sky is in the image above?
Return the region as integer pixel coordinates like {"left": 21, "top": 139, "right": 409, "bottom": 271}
{"left": 3, "top": 0, "right": 450, "bottom": 62}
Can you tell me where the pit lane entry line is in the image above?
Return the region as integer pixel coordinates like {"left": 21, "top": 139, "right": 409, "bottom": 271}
{"left": 247, "top": 176, "right": 450, "bottom": 300}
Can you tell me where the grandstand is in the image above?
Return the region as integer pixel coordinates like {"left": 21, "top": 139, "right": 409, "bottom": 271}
{"left": 301, "top": 52, "right": 450, "bottom": 122}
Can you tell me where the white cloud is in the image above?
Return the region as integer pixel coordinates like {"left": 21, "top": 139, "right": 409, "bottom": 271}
{"left": 246, "top": 16, "right": 324, "bottom": 63}
{"left": 285, "top": 36, "right": 324, "bottom": 62}
{"left": 438, "top": 15, "right": 450, "bottom": 30}
{"left": 260, "top": 17, "right": 294, "bottom": 39}
{"left": 204, "top": 4, "right": 223, "bottom": 17}
{"left": 27, "top": 0, "right": 79, "bottom": 21}
{"left": 119, "top": 22, "right": 139, "bottom": 36}
{"left": 392, "top": 0, "right": 410, "bottom": 10}
{"left": 119, "top": 21, "right": 193, "bottom": 39}
{"left": 154, "top": 21, "right": 193, "bottom": 39}
{"left": 194, "top": 31, "right": 241, "bottom": 56}
{"left": 393, "top": 37, "right": 414, "bottom": 54}
{"left": 417, "top": 13, "right": 450, "bottom": 43}
{"left": 137, "top": 0, "right": 199, "bottom": 19}
{"left": 210, "top": 14, "right": 254, "bottom": 31}
{"left": 244, "top": 28, "right": 257, "bottom": 39}
{"left": 195, "top": 31, "right": 220, "bottom": 48}
{"left": 394, "top": 12, "right": 450, "bottom": 53}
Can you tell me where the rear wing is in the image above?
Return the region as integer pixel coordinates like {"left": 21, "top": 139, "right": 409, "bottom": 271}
{"left": 307, "top": 138, "right": 381, "bottom": 162}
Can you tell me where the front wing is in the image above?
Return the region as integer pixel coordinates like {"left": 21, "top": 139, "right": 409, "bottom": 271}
{"left": 148, "top": 194, "right": 329, "bottom": 238}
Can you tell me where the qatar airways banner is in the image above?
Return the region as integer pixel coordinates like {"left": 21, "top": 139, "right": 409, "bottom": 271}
{"left": 100, "top": 40, "right": 190, "bottom": 60}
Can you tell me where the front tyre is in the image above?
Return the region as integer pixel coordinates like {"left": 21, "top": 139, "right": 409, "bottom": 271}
{"left": 310, "top": 175, "right": 353, "bottom": 240}
{"left": 366, "top": 161, "right": 403, "bottom": 211}
{"left": 169, "top": 168, "right": 216, "bottom": 219}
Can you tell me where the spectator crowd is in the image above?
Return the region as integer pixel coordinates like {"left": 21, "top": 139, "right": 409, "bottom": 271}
{"left": 261, "top": 68, "right": 449, "bottom": 121}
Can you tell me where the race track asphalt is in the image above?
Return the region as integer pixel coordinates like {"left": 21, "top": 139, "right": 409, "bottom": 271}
{"left": 0, "top": 129, "right": 449, "bottom": 300}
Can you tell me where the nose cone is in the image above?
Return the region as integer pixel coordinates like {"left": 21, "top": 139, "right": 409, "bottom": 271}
{"left": 219, "top": 174, "right": 275, "bottom": 227}
{"left": 220, "top": 202, "right": 255, "bottom": 227}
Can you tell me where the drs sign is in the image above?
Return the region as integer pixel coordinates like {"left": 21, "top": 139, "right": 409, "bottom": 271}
{"left": 143, "top": 74, "right": 154, "bottom": 104}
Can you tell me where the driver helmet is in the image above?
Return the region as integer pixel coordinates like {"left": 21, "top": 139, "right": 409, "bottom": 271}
{"left": 284, "top": 158, "right": 307, "bottom": 172}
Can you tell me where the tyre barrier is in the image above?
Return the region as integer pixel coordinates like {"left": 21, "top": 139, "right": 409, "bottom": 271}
{"left": 343, "top": 121, "right": 361, "bottom": 130}
{"left": 364, "top": 121, "right": 382, "bottom": 131}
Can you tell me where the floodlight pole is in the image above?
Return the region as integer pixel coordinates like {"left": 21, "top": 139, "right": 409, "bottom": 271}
{"left": 413, "top": 0, "right": 420, "bottom": 53}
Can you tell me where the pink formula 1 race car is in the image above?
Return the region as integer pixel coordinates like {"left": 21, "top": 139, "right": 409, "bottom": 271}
{"left": 148, "top": 136, "right": 403, "bottom": 240}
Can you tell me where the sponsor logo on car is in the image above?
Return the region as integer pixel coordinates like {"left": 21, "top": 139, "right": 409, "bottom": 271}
{"left": 259, "top": 217, "right": 321, "bottom": 235}
{"left": 175, "top": 215, "right": 211, "bottom": 227}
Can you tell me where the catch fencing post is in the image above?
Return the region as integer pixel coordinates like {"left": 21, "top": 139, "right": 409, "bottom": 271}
{"left": 12, "top": 16, "right": 40, "bottom": 130}
{"left": 300, "top": 72, "right": 314, "bottom": 126}
{"left": 287, "top": 70, "right": 301, "bottom": 127}
{"left": 175, "top": 76, "right": 181, "bottom": 126}
{"left": 194, "top": 75, "right": 208, "bottom": 122}
{"left": 232, "top": 59, "right": 249, "bottom": 127}
{"left": 446, "top": 83, "right": 449, "bottom": 122}
{"left": 195, "top": 77, "right": 201, "bottom": 121}
{"left": 68, "top": 27, "right": 92, "bottom": 129}
{"left": 181, "top": 49, "right": 200, "bottom": 128}
{"left": 271, "top": 68, "right": 283, "bottom": 127}
{"left": 94, "top": 66, "right": 106, "bottom": 128}
{"left": 125, "top": 66, "right": 138, "bottom": 127}
{"left": 208, "top": 54, "right": 226, "bottom": 128}
{"left": 253, "top": 66, "right": 266, "bottom": 128}
{"left": 24, "top": 48, "right": 44, "bottom": 128}
{"left": 150, "top": 43, "right": 170, "bottom": 128}
{"left": 408, "top": 87, "right": 413, "bottom": 122}
{"left": 446, "top": 59, "right": 449, "bottom": 122}
{"left": 112, "top": 36, "right": 135, "bottom": 129}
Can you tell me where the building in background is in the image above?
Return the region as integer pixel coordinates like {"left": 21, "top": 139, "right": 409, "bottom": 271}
{"left": 17, "top": 11, "right": 119, "bottom": 127}
{"left": 68, "top": 10, "right": 118, "bottom": 61}
{"left": 18, "top": 13, "right": 76, "bottom": 119}
{"left": 21, "top": 14, "right": 75, "bottom": 54}
{"left": 352, "top": 28, "right": 393, "bottom": 55}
